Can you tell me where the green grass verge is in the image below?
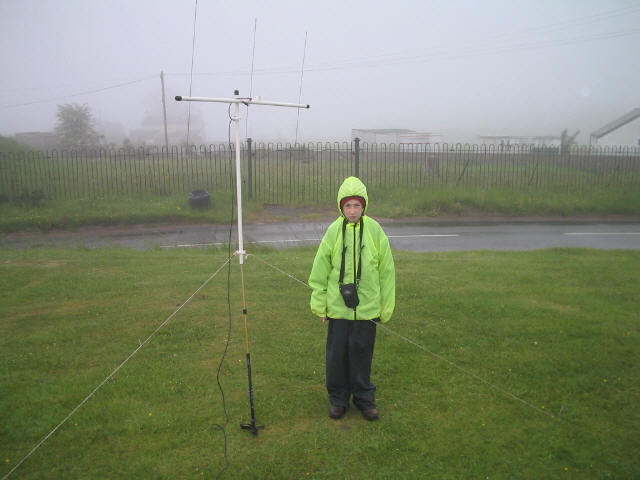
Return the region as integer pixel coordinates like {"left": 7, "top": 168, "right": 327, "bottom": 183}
{"left": 0, "top": 136, "right": 36, "bottom": 154}
{"left": 0, "top": 193, "right": 266, "bottom": 232}
{"left": 1, "top": 246, "right": 639, "bottom": 478}
{"left": 371, "top": 185, "right": 640, "bottom": 218}
{"left": 2, "top": 185, "right": 640, "bottom": 232}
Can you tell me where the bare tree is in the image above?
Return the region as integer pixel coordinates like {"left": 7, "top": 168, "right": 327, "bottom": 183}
{"left": 560, "top": 129, "right": 580, "bottom": 154}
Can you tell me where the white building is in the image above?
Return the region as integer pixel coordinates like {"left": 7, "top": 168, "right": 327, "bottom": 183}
{"left": 590, "top": 108, "right": 640, "bottom": 147}
{"left": 352, "top": 129, "right": 443, "bottom": 145}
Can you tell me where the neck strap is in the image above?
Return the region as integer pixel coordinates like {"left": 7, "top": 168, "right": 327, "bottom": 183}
{"left": 339, "top": 216, "right": 364, "bottom": 285}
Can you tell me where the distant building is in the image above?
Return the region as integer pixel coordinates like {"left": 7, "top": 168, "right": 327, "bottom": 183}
{"left": 352, "top": 129, "right": 443, "bottom": 145}
{"left": 590, "top": 108, "right": 640, "bottom": 147}
{"left": 128, "top": 99, "right": 206, "bottom": 147}
{"left": 13, "top": 131, "right": 57, "bottom": 150}
{"left": 478, "top": 135, "right": 561, "bottom": 150}
{"left": 129, "top": 118, "right": 200, "bottom": 146}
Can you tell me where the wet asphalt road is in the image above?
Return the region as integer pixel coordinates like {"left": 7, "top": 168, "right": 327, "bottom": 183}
{"left": 2, "top": 220, "right": 640, "bottom": 251}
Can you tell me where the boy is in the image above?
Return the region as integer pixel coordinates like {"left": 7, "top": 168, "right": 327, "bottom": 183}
{"left": 308, "top": 176, "right": 395, "bottom": 420}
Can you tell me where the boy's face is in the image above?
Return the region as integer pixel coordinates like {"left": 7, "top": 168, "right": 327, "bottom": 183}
{"left": 343, "top": 199, "right": 363, "bottom": 223}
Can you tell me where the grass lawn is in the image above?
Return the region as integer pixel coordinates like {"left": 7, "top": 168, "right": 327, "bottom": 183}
{"left": 1, "top": 246, "right": 639, "bottom": 479}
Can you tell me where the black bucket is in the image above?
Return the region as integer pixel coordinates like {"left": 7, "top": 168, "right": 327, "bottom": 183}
{"left": 189, "top": 189, "right": 211, "bottom": 209}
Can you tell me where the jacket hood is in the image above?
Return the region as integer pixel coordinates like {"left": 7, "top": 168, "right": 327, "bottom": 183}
{"left": 337, "top": 177, "right": 368, "bottom": 216}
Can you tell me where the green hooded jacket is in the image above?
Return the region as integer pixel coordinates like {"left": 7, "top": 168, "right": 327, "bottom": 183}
{"left": 309, "top": 177, "right": 396, "bottom": 323}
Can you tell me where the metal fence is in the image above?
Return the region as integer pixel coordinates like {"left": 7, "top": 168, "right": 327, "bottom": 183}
{"left": 1, "top": 140, "right": 639, "bottom": 203}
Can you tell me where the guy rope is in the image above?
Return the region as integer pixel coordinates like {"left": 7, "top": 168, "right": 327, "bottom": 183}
{"left": 250, "top": 253, "right": 556, "bottom": 421}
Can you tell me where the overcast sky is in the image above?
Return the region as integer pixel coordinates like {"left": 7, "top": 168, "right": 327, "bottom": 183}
{"left": 1, "top": 0, "right": 639, "bottom": 144}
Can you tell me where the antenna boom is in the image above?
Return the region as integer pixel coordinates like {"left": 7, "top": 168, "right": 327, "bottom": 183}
{"left": 175, "top": 95, "right": 309, "bottom": 109}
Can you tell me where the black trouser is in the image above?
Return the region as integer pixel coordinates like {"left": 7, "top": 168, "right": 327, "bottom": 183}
{"left": 326, "top": 318, "right": 377, "bottom": 411}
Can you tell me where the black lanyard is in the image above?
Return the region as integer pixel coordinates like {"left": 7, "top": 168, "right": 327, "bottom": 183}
{"left": 339, "top": 217, "right": 364, "bottom": 285}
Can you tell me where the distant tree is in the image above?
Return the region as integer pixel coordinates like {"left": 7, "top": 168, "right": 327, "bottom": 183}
{"left": 560, "top": 129, "right": 580, "bottom": 154}
{"left": 54, "top": 103, "right": 103, "bottom": 150}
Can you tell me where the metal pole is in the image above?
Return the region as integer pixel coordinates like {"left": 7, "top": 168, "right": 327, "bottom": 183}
{"left": 354, "top": 137, "right": 360, "bottom": 178}
{"left": 247, "top": 137, "right": 253, "bottom": 200}
{"left": 232, "top": 91, "right": 246, "bottom": 264}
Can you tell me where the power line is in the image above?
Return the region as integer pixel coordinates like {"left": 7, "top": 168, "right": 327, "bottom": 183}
{"left": 166, "top": 4, "right": 640, "bottom": 78}
{"left": 307, "top": 2, "right": 640, "bottom": 69}
{"left": 3, "top": 4, "right": 639, "bottom": 111}
{"left": 315, "top": 28, "right": 640, "bottom": 72}
{"left": 163, "top": 26, "right": 639, "bottom": 78}
{"left": 0, "top": 75, "right": 157, "bottom": 109}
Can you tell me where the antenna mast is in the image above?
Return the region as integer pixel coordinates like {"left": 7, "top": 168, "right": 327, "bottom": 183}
{"left": 175, "top": 91, "right": 309, "bottom": 435}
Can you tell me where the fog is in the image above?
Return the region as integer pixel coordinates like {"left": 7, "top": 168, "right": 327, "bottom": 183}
{"left": 1, "top": 0, "right": 639, "bottom": 145}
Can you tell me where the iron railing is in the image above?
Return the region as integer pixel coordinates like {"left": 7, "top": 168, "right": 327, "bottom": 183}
{"left": 1, "top": 141, "right": 639, "bottom": 203}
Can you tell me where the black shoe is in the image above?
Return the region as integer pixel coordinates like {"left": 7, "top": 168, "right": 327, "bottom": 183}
{"left": 362, "top": 408, "right": 379, "bottom": 421}
{"left": 329, "top": 405, "right": 346, "bottom": 419}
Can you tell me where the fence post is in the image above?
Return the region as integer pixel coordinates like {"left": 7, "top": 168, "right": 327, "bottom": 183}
{"left": 247, "top": 137, "right": 253, "bottom": 199}
{"left": 354, "top": 137, "right": 360, "bottom": 178}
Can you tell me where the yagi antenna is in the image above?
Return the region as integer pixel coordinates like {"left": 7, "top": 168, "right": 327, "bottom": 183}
{"left": 175, "top": 90, "right": 309, "bottom": 437}
{"left": 175, "top": 91, "right": 309, "bottom": 265}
